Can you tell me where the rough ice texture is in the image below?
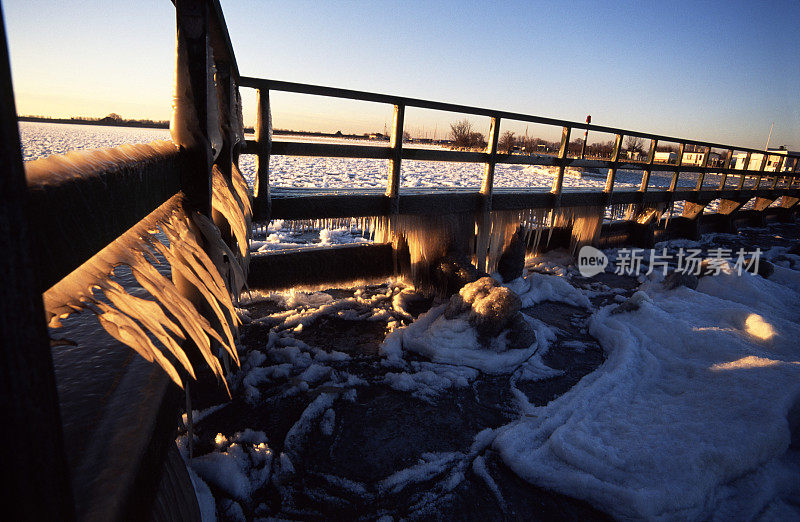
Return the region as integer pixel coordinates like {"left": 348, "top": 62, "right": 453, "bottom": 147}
{"left": 44, "top": 194, "right": 240, "bottom": 389}
{"left": 493, "top": 265, "right": 800, "bottom": 520}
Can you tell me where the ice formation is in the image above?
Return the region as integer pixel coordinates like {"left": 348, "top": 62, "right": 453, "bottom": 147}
{"left": 44, "top": 194, "right": 241, "bottom": 389}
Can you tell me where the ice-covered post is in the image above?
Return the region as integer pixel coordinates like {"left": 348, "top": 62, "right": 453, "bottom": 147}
{"left": 173, "top": 0, "right": 216, "bottom": 454}
{"left": 0, "top": 7, "right": 75, "bottom": 519}
{"left": 718, "top": 148, "right": 734, "bottom": 190}
{"left": 639, "top": 138, "right": 657, "bottom": 192}
{"left": 604, "top": 133, "right": 623, "bottom": 195}
{"left": 386, "top": 104, "right": 405, "bottom": 215}
{"left": 254, "top": 88, "right": 271, "bottom": 222}
{"left": 694, "top": 145, "right": 711, "bottom": 190}
{"left": 551, "top": 125, "right": 571, "bottom": 199}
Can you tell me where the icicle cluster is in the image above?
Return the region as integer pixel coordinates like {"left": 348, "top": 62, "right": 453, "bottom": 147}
{"left": 45, "top": 194, "right": 241, "bottom": 390}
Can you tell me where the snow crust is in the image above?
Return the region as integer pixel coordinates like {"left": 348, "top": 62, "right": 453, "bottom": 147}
{"left": 493, "top": 264, "right": 800, "bottom": 520}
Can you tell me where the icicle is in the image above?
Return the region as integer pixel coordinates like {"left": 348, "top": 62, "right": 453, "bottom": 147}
{"left": 44, "top": 194, "right": 239, "bottom": 391}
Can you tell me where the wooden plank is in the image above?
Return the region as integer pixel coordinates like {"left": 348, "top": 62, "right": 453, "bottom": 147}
{"left": 248, "top": 243, "right": 395, "bottom": 291}
{"left": 0, "top": 7, "right": 75, "bottom": 518}
{"left": 266, "top": 185, "right": 800, "bottom": 220}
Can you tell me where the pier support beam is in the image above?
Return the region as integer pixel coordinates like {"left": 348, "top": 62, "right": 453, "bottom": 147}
{"left": 0, "top": 9, "right": 75, "bottom": 520}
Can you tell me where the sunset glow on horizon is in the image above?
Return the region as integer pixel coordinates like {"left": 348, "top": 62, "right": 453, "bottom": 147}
{"left": 4, "top": 0, "right": 799, "bottom": 149}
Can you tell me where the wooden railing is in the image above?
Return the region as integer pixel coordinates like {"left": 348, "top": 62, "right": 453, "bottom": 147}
{"left": 238, "top": 77, "right": 800, "bottom": 222}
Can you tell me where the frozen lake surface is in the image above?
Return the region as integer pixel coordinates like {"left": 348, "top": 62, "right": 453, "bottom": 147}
{"left": 20, "top": 121, "right": 708, "bottom": 192}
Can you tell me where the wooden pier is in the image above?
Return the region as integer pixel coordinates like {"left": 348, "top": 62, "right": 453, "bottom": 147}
{"left": 0, "top": 0, "right": 798, "bottom": 519}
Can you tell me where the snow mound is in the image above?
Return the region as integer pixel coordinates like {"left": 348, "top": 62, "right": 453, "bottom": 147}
{"left": 505, "top": 272, "right": 592, "bottom": 308}
{"left": 494, "top": 265, "right": 800, "bottom": 520}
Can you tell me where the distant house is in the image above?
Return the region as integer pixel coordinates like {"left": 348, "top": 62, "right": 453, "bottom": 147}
{"left": 368, "top": 133, "right": 386, "bottom": 140}
{"left": 654, "top": 151, "right": 676, "bottom": 163}
{"left": 626, "top": 150, "right": 643, "bottom": 161}
{"left": 733, "top": 149, "right": 798, "bottom": 172}
{"left": 680, "top": 151, "right": 722, "bottom": 167}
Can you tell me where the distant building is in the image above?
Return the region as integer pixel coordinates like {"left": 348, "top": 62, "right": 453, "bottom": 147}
{"left": 654, "top": 151, "right": 676, "bottom": 163}
{"left": 732, "top": 149, "right": 798, "bottom": 172}
{"left": 681, "top": 151, "right": 722, "bottom": 167}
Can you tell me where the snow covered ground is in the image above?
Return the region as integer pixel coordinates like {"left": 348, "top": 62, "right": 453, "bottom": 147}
{"left": 179, "top": 222, "right": 800, "bottom": 521}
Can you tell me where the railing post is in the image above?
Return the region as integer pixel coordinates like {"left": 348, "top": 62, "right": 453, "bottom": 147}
{"left": 174, "top": 0, "right": 213, "bottom": 216}
{"left": 754, "top": 152, "right": 769, "bottom": 189}
{"left": 718, "top": 148, "right": 734, "bottom": 190}
{"left": 736, "top": 151, "right": 751, "bottom": 190}
{"left": 667, "top": 142, "right": 685, "bottom": 192}
{"left": 604, "top": 133, "right": 623, "bottom": 195}
{"left": 386, "top": 104, "right": 405, "bottom": 214}
{"left": 254, "top": 88, "right": 272, "bottom": 221}
{"left": 481, "top": 116, "right": 501, "bottom": 203}
{"left": 0, "top": 7, "right": 75, "bottom": 518}
{"left": 694, "top": 145, "right": 711, "bottom": 190}
{"left": 789, "top": 158, "right": 799, "bottom": 188}
{"left": 639, "top": 138, "right": 657, "bottom": 192}
{"left": 770, "top": 155, "right": 785, "bottom": 189}
{"left": 551, "top": 126, "right": 571, "bottom": 198}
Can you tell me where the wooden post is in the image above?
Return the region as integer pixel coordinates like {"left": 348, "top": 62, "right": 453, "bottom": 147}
{"left": 551, "top": 126, "right": 571, "bottom": 197}
{"left": 667, "top": 142, "right": 685, "bottom": 192}
{"left": 770, "top": 155, "right": 785, "bottom": 189}
{"left": 386, "top": 104, "right": 405, "bottom": 214}
{"left": 481, "top": 116, "right": 501, "bottom": 203}
{"left": 736, "top": 151, "right": 751, "bottom": 190}
{"left": 754, "top": 152, "right": 769, "bottom": 189}
{"left": 604, "top": 133, "right": 623, "bottom": 194}
{"left": 718, "top": 148, "right": 734, "bottom": 189}
{"left": 694, "top": 145, "right": 711, "bottom": 190}
{"left": 639, "top": 138, "right": 657, "bottom": 192}
{"left": 0, "top": 8, "right": 75, "bottom": 519}
{"left": 254, "top": 88, "right": 272, "bottom": 221}
{"left": 174, "top": 0, "right": 213, "bottom": 216}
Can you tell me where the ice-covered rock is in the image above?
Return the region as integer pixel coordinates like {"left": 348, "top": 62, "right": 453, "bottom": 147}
{"left": 444, "top": 277, "right": 526, "bottom": 340}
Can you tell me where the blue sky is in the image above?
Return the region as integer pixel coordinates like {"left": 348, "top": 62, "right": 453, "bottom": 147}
{"left": 4, "top": 0, "right": 799, "bottom": 149}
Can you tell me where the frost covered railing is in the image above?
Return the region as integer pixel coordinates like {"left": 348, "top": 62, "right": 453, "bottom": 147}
{"left": 239, "top": 77, "right": 800, "bottom": 221}
{"left": 2, "top": 0, "right": 250, "bottom": 520}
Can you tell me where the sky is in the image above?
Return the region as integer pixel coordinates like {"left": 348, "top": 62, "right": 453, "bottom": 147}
{"left": 3, "top": 0, "right": 799, "bottom": 150}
